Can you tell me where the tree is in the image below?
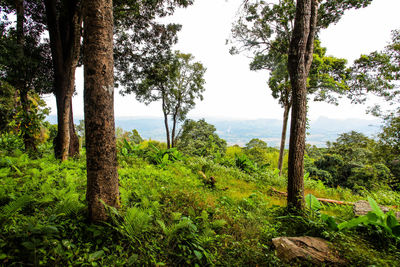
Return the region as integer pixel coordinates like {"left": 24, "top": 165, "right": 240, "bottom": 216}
{"left": 306, "top": 131, "right": 394, "bottom": 191}
{"left": 176, "top": 119, "right": 227, "bottom": 157}
{"left": 349, "top": 29, "right": 400, "bottom": 116}
{"left": 377, "top": 109, "right": 400, "bottom": 189}
{"left": 120, "top": 51, "right": 206, "bottom": 148}
{"left": 286, "top": 0, "right": 318, "bottom": 210}
{"left": 1, "top": 0, "right": 192, "bottom": 161}
{"left": 44, "top": 0, "right": 82, "bottom": 161}
{"left": 0, "top": 4, "right": 53, "bottom": 153}
{"left": 229, "top": 0, "right": 364, "bottom": 175}
{"left": 83, "top": 0, "right": 119, "bottom": 221}
{"left": 167, "top": 52, "right": 206, "bottom": 148}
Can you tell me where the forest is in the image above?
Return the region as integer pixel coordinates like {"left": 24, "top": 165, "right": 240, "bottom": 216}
{"left": 0, "top": 0, "right": 399, "bottom": 265}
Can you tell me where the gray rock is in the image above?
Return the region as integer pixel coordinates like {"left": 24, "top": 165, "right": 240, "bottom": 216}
{"left": 272, "top": 236, "right": 345, "bottom": 265}
{"left": 353, "top": 200, "right": 400, "bottom": 219}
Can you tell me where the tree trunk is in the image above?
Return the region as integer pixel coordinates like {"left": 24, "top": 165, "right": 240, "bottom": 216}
{"left": 83, "top": 0, "right": 119, "bottom": 222}
{"left": 278, "top": 102, "right": 290, "bottom": 176}
{"left": 171, "top": 101, "right": 181, "bottom": 148}
{"left": 287, "top": 0, "right": 318, "bottom": 210}
{"left": 20, "top": 90, "right": 37, "bottom": 153}
{"left": 44, "top": 0, "right": 82, "bottom": 161}
{"left": 54, "top": 95, "right": 80, "bottom": 159}
{"left": 15, "top": 0, "right": 36, "bottom": 153}
{"left": 68, "top": 101, "right": 80, "bottom": 157}
{"left": 54, "top": 91, "right": 71, "bottom": 161}
{"left": 171, "top": 114, "right": 177, "bottom": 148}
{"left": 162, "top": 94, "right": 171, "bottom": 149}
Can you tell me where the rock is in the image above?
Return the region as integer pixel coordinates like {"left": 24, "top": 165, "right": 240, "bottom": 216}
{"left": 272, "top": 236, "right": 344, "bottom": 265}
{"left": 354, "top": 200, "right": 400, "bottom": 219}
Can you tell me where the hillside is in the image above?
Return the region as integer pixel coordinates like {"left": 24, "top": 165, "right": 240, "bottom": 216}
{"left": 1, "top": 141, "right": 399, "bottom": 265}
{"left": 46, "top": 115, "right": 381, "bottom": 147}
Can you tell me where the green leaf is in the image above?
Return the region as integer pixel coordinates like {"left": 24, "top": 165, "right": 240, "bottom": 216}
{"left": 162, "top": 153, "right": 169, "bottom": 164}
{"left": 338, "top": 216, "right": 369, "bottom": 230}
{"left": 193, "top": 250, "right": 203, "bottom": 260}
{"left": 321, "top": 214, "right": 338, "bottom": 231}
{"left": 367, "top": 197, "right": 384, "bottom": 218}
{"left": 366, "top": 212, "right": 379, "bottom": 223}
{"left": 88, "top": 250, "right": 104, "bottom": 261}
{"left": 305, "top": 194, "right": 321, "bottom": 211}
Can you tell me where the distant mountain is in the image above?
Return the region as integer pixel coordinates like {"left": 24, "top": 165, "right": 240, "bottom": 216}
{"left": 46, "top": 115, "right": 381, "bottom": 147}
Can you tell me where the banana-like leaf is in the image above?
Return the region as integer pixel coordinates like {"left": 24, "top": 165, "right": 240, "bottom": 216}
{"left": 338, "top": 215, "right": 369, "bottom": 230}
{"left": 367, "top": 197, "right": 384, "bottom": 218}
{"left": 305, "top": 194, "right": 321, "bottom": 211}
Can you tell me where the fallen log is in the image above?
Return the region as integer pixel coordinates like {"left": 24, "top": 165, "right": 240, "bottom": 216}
{"left": 270, "top": 187, "right": 354, "bottom": 205}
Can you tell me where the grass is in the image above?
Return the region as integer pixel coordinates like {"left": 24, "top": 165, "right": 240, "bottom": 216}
{"left": 0, "top": 146, "right": 399, "bottom": 266}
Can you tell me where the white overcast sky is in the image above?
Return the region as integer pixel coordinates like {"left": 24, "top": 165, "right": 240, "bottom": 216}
{"left": 44, "top": 0, "right": 400, "bottom": 121}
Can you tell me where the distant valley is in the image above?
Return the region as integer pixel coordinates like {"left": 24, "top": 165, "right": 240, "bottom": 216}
{"left": 46, "top": 115, "right": 381, "bottom": 147}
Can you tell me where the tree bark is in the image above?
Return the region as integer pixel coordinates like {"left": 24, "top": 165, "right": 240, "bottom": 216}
{"left": 171, "top": 100, "right": 181, "bottom": 148}
{"left": 83, "top": 0, "right": 119, "bottom": 221}
{"left": 68, "top": 101, "right": 80, "bottom": 156}
{"left": 44, "top": 0, "right": 82, "bottom": 161}
{"left": 278, "top": 101, "right": 290, "bottom": 176}
{"left": 20, "top": 90, "right": 37, "bottom": 153}
{"left": 162, "top": 93, "right": 171, "bottom": 149}
{"left": 287, "top": 0, "right": 318, "bottom": 210}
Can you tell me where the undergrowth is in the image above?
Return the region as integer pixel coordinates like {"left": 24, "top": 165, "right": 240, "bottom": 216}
{"left": 0, "top": 145, "right": 399, "bottom": 265}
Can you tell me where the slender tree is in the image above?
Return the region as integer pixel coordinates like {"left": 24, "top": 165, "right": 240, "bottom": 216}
{"left": 286, "top": 0, "right": 318, "bottom": 210}
{"left": 83, "top": 0, "right": 119, "bottom": 221}
{"left": 120, "top": 51, "right": 206, "bottom": 149}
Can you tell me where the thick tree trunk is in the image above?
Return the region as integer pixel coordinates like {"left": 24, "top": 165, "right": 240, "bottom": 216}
{"left": 44, "top": 0, "right": 82, "bottom": 161}
{"left": 54, "top": 91, "right": 71, "bottom": 161}
{"left": 287, "top": 0, "right": 318, "bottom": 210}
{"left": 278, "top": 102, "right": 290, "bottom": 176}
{"left": 54, "top": 93, "right": 79, "bottom": 159}
{"left": 84, "top": 0, "right": 119, "bottom": 221}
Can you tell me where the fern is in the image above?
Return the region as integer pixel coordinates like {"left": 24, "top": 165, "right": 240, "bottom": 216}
{"left": 110, "top": 206, "right": 153, "bottom": 243}
{"left": 0, "top": 195, "right": 33, "bottom": 220}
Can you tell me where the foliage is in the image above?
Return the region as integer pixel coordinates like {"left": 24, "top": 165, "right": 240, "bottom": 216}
{"left": 0, "top": 81, "right": 16, "bottom": 132}
{"left": 349, "top": 29, "right": 400, "bottom": 115}
{"left": 337, "top": 197, "right": 400, "bottom": 238}
{"left": 305, "top": 131, "right": 396, "bottom": 191}
{"left": 176, "top": 119, "right": 227, "bottom": 157}
{"left": 119, "top": 51, "right": 206, "bottom": 148}
{"left": 0, "top": 142, "right": 399, "bottom": 265}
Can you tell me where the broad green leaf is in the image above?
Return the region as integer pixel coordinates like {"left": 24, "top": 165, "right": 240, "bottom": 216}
{"left": 321, "top": 214, "right": 338, "bottom": 231}
{"left": 305, "top": 194, "right": 321, "bottom": 211}
{"left": 367, "top": 197, "right": 384, "bottom": 218}
{"left": 367, "top": 211, "right": 379, "bottom": 223}
{"left": 338, "top": 216, "right": 369, "bottom": 230}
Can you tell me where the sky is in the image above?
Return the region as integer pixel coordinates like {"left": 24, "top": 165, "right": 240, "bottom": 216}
{"left": 44, "top": 0, "right": 400, "bottom": 121}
